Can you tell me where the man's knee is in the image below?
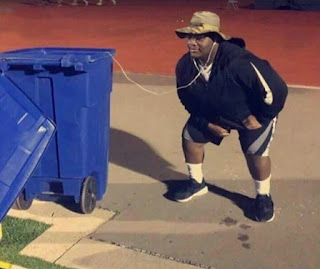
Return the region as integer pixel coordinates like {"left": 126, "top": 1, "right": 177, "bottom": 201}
{"left": 182, "top": 138, "right": 205, "bottom": 163}
{"left": 245, "top": 154, "right": 271, "bottom": 180}
{"left": 182, "top": 138, "right": 205, "bottom": 151}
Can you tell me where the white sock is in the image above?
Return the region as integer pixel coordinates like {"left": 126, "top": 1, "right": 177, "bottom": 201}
{"left": 186, "top": 163, "right": 203, "bottom": 183}
{"left": 254, "top": 174, "right": 271, "bottom": 195}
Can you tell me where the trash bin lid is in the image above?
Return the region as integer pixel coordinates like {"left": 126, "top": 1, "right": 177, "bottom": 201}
{"left": 0, "top": 47, "right": 116, "bottom": 72}
{"left": 0, "top": 75, "right": 55, "bottom": 222}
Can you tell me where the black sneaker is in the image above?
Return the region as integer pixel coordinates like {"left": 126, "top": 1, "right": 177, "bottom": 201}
{"left": 255, "top": 194, "right": 275, "bottom": 222}
{"left": 173, "top": 178, "right": 208, "bottom": 202}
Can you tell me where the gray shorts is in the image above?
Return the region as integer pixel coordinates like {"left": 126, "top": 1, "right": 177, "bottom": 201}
{"left": 182, "top": 117, "right": 277, "bottom": 157}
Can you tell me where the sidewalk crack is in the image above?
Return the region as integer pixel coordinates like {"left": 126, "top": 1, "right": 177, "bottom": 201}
{"left": 53, "top": 236, "right": 84, "bottom": 264}
{"left": 88, "top": 237, "right": 216, "bottom": 269}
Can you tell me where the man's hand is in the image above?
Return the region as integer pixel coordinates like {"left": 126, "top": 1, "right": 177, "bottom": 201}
{"left": 207, "top": 122, "right": 230, "bottom": 137}
{"left": 242, "top": 115, "right": 262, "bottom": 130}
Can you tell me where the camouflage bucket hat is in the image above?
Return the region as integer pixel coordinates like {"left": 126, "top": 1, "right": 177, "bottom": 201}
{"left": 175, "top": 11, "right": 230, "bottom": 40}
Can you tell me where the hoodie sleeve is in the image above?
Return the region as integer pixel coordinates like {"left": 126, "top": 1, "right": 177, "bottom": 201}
{"left": 176, "top": 56, "right": 209, "bottom": 131}
{"left": 231, "top": 56, "right": 288, "bottom": 122}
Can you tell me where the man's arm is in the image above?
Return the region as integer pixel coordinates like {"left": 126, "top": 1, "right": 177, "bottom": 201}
{"left": 232, "top": 57, "right": 288, "bottom": 124}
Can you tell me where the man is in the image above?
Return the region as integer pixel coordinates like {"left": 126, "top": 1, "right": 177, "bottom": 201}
{"left": 174, "top": 11, "right": 288, "bottom": 222}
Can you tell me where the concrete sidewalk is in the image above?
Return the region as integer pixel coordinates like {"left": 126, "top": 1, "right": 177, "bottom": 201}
{"left": 93, "top": 76, "right": 320, "bottom": 269}
{"left": 8, "top": 200, "right": 197, "bottom": 269}
{"left": 7, "top": 76, "right": 320, "bottom": 269}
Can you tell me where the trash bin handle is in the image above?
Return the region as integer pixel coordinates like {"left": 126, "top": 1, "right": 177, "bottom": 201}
{"left": 1, "top": 56, "right": 83, "bottom": 71}
{"left": 1, "top": 57, "right": 62, "bottom": 64}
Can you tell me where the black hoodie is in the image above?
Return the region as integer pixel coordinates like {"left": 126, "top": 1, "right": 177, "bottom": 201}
{"left": 176, "top": 39, "right": 288, "bottom": 131}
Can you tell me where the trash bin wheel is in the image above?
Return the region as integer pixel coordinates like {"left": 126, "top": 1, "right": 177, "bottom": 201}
{"left": 13, "top": 190, "right": 33, "bottom": 210}
{"left": 79, "top": 176, "right": 97, "bottom": 214}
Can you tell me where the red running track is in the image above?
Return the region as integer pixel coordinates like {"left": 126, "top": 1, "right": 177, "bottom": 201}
{"left": 0, "top": 0, "right": 319, "bottom": 86}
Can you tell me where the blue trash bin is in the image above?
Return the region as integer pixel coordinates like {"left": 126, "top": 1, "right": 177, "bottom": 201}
{"left": 0, "top": 47, "right": 115, "bottom": 214}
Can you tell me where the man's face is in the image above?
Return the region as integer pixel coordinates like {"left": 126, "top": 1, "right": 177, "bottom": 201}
{"left": 186, "top": 34, "right": 214, "bottom": 62}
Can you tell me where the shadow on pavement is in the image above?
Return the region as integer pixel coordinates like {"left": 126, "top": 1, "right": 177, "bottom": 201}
{"left": 109, "top": 128, "right": 186, "bottom": 182}
{"left": 206, "top": 183, "right": 256, "bottom": 221}
{"left": 162, "top": 179, "right": 256, "bottom": 221}
{"left": 43, "top": 127, "right": 185, "bottom": 213}
{"left": 109, "top": 128, "right": 256, "bottom": 220}
{"left": 53, "top": 128, "right": 255, "bottom": 219}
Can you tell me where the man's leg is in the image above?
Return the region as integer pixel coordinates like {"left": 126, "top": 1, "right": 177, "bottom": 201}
{"left": 245, "top": 154, "right": 274, "bottom": 222}
{"left": 239, "top": 118, "right": 277, "bottom": 222}
{"left": 245, "top": 154, "right": 271, "bottom": 195}
{"left": 172, "top": 138, "right": 208, "bottom": 202}
{"left": 183, "top": 138, "right": 204, "bottom": 164}
{"left": 245, "top": 154, "right": 270, "bottom": 180}
{"left": 183, "top": 138, "right": 205, "bottom": 184}
{"left": 172, "top": 120, "right": 211, "bottom": 202}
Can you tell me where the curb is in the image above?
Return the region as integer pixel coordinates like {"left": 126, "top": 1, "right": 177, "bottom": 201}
{"left": 6, "top": 201, "right": 199, "bottom": 269}
{"left": 7, "top": 200, "right": 115, "bottom": 265}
